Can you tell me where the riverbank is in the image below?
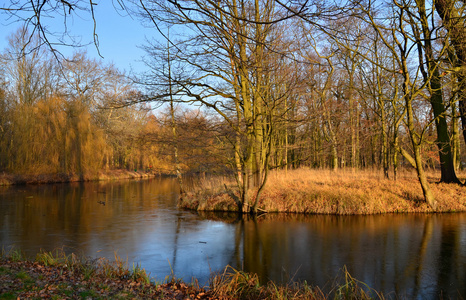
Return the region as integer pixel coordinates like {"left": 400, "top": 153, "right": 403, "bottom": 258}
{"left": 179, "top": 168, "right": 466, "bottom": 214}
{"left": 0, "top": 169, "right": 156, "bottom": 186}
{"left": 0, "top": 249, "right": 381, "bottom": 299}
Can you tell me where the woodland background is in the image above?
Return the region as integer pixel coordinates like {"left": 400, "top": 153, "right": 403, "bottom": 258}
{"left": 0, "top": 0, "right": 465, "bottom": 210}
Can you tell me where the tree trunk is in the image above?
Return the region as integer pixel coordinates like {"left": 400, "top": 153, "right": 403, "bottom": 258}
{"left": 430, "top": 74, "right": 460, "bottom": 183}
{"left": 451, "top": 100, "right": 460, "bottom": 170}
{"left": 417, "top": 0, "right": 461, "bottom": 184}
{"left": 167, "top": 32, "right": 184, "bottom": 194}
{"left": 435, "top": 0, "right": 466, "bottom": 147}
{"left": 406, "top": 93, "right": 437, "bottom": 209}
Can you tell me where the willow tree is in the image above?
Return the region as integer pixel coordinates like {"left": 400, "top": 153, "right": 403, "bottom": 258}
{"left": 138, "top": 0, "right": 303, "bottom": 213}
{"left": 0, "top": 28, "right": 58, "bottom": 172}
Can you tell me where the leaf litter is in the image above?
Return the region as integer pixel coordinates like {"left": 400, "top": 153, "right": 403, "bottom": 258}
{"left": 0, "top": 256, "right": 215, "bottom": 299}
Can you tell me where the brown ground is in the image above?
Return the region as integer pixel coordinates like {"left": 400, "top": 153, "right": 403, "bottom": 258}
{"left": 0, "top": 258, "right": 215, "bottom": 300}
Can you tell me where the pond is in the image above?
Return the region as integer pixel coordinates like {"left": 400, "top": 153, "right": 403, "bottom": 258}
{"left": 1, "top": 177, "right": 465, "bottom": 299}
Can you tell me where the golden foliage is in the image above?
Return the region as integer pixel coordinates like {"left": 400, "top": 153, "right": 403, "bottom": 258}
{"left": 0, "top": 96, "right": 109, "bottom": 177}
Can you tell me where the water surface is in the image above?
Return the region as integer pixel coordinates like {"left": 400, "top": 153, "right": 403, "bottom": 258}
{"left": 1, "top": 177, "right": 465, "bottom": 299}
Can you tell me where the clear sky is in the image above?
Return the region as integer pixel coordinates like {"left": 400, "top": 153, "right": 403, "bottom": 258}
{"left": 0, "top": 1, "right": 160, "bottom": 74}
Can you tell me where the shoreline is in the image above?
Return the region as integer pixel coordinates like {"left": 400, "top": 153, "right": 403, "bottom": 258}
{"left": 179, "top": 168, "right": 466, "bottom": 215}
{"left": 0, "top": 169, "right": 159, "bottom": 186}
{"left": 2, "top": 167, "right": 465, "bottom": 215}
{"left": 0, "top": 249, "right": 382, "bottom": 299}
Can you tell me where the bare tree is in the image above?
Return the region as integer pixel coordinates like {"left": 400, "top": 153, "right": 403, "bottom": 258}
{"left": 354, "top": 0, "right": 443, "bottom": 207}
{"left": 1, "top": 0, "right": 129, "bottom": 59}
{"left": 137, "top": 0, "right": 303, "bottom": 213}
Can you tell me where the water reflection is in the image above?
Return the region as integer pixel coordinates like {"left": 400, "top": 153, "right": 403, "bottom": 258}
{"left": 1, "top": 179, "right": 465, "bottom": 299}
{"left": 227, "top": 213, "right": 466, "bottom": 299}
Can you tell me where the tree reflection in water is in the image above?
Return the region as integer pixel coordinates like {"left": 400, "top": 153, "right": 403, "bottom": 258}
{"left": 204, "top": 212, "right": 466, "bottom": 299}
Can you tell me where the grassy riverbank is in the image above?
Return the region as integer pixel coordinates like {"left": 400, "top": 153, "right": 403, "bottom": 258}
{"left": 0, "top": 169, "right": 156, "bottom": 186}
{"left": 180, "top": 168, "right": 466, "bottom": 214}
{"left": 0, "top": 249, "right": 382, "bottom": 299}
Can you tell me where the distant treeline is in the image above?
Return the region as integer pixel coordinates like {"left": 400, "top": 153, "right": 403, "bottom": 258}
{"left": 1, "top": 20, "right": 464, "bottom": 185}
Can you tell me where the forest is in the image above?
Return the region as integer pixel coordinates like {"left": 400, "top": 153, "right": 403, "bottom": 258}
{"left": 1, "top": 0, "right": 465, "bottom": 212}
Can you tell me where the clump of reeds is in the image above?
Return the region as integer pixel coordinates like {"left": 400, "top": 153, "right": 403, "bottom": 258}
{"left": 179, "top": 174, "right": 241, "bottom": 211}
{"left": 209, "top": 265, "right": 264, "bottom": 299}
{"left": 1, "top": 247, "right": 25, "bottom": 261}
{"left": 331, "top": 266, "right": 385, "bottom": 300}
{"left": 209, "top": 265, "right": 384, "bottom": 300}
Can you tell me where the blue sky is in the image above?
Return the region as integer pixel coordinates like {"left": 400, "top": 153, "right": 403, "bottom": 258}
{"left": 0, "top": 1, "right": 160, "bottom": 74}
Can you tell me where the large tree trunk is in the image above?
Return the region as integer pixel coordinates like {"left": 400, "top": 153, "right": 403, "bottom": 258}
{"left": 435, "top": 0, "right": 466, "bottom": 147}
{"left": 417, "top": 0, "right": 461, "bottom": 184}
{"left": 430, "top": 73, "right": 461, "bottom": 183}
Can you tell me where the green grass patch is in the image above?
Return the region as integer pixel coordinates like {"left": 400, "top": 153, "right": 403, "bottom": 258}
{"left": 0, "top": 292, "right": 17, "bottom": 300}
{"left": 78, "top": 290, "right": 98, "bottom": 299}
{"left": 0, "top": 266, "right": 10, "bottom": 275}
{"left": 15, "top": 270, "right": 31, "bottom": 281}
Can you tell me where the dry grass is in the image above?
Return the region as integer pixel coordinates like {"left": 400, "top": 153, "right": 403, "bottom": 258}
{"left": 209, "top": 265, "right": 383, "bottom": 299}
{"left": 180, "top": 168, "right": 466, "bottom": 214}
